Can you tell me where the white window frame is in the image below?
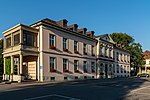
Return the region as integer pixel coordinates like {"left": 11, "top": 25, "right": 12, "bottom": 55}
{"left": 63, "top": 38, "right": 68, "bottom": 49}
{"left": 50, "top": 57, "right": 56, "bottom": 71}
{"left": 63, "top": 59, "right": 68, "bottom": 70}
{"left": 74, "top": 60, "right": 79, "bottom": 70}
{"left": 49, "top": 34, "right": 55, "bottom": 47}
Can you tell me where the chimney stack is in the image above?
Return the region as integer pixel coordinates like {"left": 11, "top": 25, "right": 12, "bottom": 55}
{"left": 67, "top": 24, "right": 78, "bottom": 32}
{"left": 77, "top": 28, "right": 87, "bottom": 35}
{"left": 86, "top": 31, "right": 94, "bottom": 38}
{"left": 57, "top": 19, "right": 68, "bottom": 28}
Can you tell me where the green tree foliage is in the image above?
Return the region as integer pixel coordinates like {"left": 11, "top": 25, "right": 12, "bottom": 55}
{"left": 110, "top": 32, "right": 134, "bottom": 48}
{"left": 110, "top": 32, "right": 144, "bottom": 75}
{"left": 6, "top": 57, "right": 11, "bottom": 75}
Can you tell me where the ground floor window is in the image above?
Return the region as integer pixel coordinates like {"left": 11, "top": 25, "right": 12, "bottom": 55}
{"left": 74, "top": 60, "right": 79, "bottom": 72}
{"left": 91, "top": 62, "right": 95, "bottom": 73}
{"left": 50, "top": 57, "right": 56, "bottom": 72}
{"left": 63, "top": 59, "right": 69, "bottom": 72}
{"left": 117, "top": 65, "right": 119, "bottom": 73}
{"left": 83, "top": 61, "right": 87, "bottom": 73}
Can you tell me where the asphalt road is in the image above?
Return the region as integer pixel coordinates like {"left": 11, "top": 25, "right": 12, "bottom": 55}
{"left": 0, "top": 77, "right": 150, "bottom": 100}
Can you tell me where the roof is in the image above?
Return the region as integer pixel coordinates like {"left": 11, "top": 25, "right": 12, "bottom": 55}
{"left": 144, "top": 50, "right": 150, "bottom": 59}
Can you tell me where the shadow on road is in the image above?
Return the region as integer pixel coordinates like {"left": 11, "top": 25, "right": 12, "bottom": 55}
{"left": 0, "top": 77, "right": 149, "bottom": 100}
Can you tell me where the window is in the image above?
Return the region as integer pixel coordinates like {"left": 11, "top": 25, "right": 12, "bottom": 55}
{"left": 100, "top": 63, "right": 104, "bottom": 75}
{"left": 124, "top": 66, "right": 126, "bottom": 73}
{"left": 121, "top": 65, "right": 123, "bottom": 73}
{"left": 91, "top": 62, "right": 95, "bottom": 73}
{"left": 127, "top": 66, "right": 130, "bottom": 73}
{"left": 23, "top": 31, "right": 37, "bottom": 47}
{"left": 116, "top": 52, "right": 119, "bottom": 61}
{"left": 83, "top": 61, "right": 87, "bottom": 73}
{"left": 14, "top": 34, "right": 20, "bottom": 46}
{"left": 105, "top": 48, "right": 107, "bottom": 57}
{"left": 49, "top": 34, "right": 55, "bottom": 49}
{"left": 144, "top": 61, "right": 146, "bottom": 65}
{"left": 113, "top": 64, "right": 115, "bottom": 73}
{"left": 83, "top": 43, "right": 87, "bottom": 55}
{"left": 117, "top": 65, "right": 119, "bottom": 73}
{"left": 109, "top": 65, "right": 112, "bottom": 74}
{"left": 63, "top": 38, "right": 68, "bottom": 51}
{"left": 91, "top": 45, "right": 95, "bottom": 56}
{"left": 74, "top": 60, "right": 79, "bottom": 72}
{"left": 109, "top": 49, "right": 112, "bottom": 58}
{"left": 74, "top": 41, "right": 78, "bottom": 53}
{"left": 63, "top": 59, "right": 68, "bottom": 72}
{"left": 6, "top": 37, "right": 11, "bottom": 48}
{"left": 100, "top": 47, "right": 103, "bottom": 56}
{"left": 127, "top": 55, "right": 130, "bottom": 63}
{"left": 50, "top": 57, "right": 56, "bottom": 72}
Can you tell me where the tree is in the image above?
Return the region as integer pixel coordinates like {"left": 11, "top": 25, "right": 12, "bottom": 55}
{"left": 110, "top": 32, "right": 144, "bottom": 75}
{"left": 5, "top": 57, "right": 11, "bottom": 75}
{"left": 110, "top": 32, "right": 134, "bottom": 48}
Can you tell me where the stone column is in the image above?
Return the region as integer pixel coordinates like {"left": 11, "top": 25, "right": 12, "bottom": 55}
{"left": 18, "top": 54, "right": 23, "bottom": 83}
{"left": 10, "top": 56, "right": 14, "bottom": 82}
{"left": 3, "top": 57, "right": 6, "bottom": 80}
{"left": 20, "top": 54, "right": 23, "bottom": 75}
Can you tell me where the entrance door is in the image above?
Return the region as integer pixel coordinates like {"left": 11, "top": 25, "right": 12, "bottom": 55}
{"left": 105, "top": 64, "right": 108, "bottom": 78}
{"left": 28, "top": 61, "right": 36, "bottom": 80}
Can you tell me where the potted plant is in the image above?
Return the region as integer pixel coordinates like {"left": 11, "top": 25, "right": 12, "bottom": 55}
{"left": 74, "top": 69, "right": 79, "bottom": 73}
{"left": 63, "top": 48, "right": 68, "bottom": 52}
{"left": 63, "top": 69, "right": 69, "bottom": 72}
{"left": 74, "top": 50, "right": 79, "bottom": 54}
{"left": 92, "top": 69, "right": 95, "bottom": 73}
{"left": 50, "top": 45, "right": 56, "bottom": 49}
{"left": 50, "top": 68, "right": 56, "bottom": 72}
{"left": 84, "top": 69, "right": 87, "bottom": 73}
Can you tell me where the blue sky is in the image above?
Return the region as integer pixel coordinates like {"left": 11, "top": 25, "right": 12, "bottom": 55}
{"left": 0, "top": 0, "right": 150, "bottom": 51}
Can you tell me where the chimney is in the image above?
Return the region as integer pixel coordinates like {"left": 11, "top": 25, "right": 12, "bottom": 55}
{"left": 67, "top": 24, "right": 78, "bottom": 32}
{"left": 86, "top": 31, "right": 94, "bottom": 38}
{"left": 77, "top": 28, "right": 87, "bottom": 35}
{"left": 57, "top": 19, "right": 68, "bottom": 28}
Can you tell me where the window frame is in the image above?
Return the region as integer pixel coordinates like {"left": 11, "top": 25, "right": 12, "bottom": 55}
{"left": 6, "top": 36, "right": 11, "bottom": 48}
{"left": 83, "top": 61, "right": 87, "bottom": 73}
{"left": 49, "top": 34, "right": 56, "bottom": 49}
{"left": 63, "top": 38, "right": 67, "bottom": 49}
{"left": 50, "top": 57, "right": 56, "bottom": 72}
{"left": 63, "top": 59, "right": 69, "bottom": 72}
{"left": 74, "top": 60, "right": 79, "bottom": 72}
{"left": 14, "top": 33, "right": 20, "bottom": 46}
{"left": 91, "top": 62, "right": 95, "bottom": 73}
{"left": 74, "top": 41, "right": 79, "bottom": 53}
{"left": 83, "top": 43, "right": 87, "bottom": 55}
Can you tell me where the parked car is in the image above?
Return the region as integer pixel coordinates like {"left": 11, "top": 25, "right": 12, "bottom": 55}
{"left": 137, "top": 73, "right": 149, "bottom": 78}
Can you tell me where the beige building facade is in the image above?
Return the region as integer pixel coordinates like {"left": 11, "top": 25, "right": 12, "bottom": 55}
{"left": 2, "top": 18, "right": 130, "bottom": 82}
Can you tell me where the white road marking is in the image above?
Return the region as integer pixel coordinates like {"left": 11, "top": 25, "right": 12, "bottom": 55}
{"left": 135, "top": 92, "right": 150, "bottom": 96}
{"left": 24, "top": 94, "right": 81, "bottom": 100}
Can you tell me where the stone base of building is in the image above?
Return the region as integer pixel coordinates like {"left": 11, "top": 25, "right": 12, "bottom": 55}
{"left": 3, "top": 74, "right": 26, "bottom": 82}
{"left": 42, "top": 75, "right": 96, "bottom": 82}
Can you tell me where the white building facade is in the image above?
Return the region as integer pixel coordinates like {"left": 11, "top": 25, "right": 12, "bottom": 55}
{"left": 96, "top": 34, "right": 130, "bottom": 79}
